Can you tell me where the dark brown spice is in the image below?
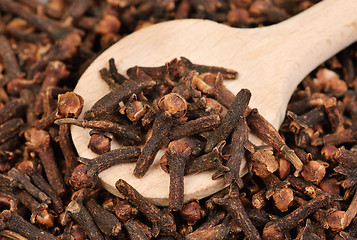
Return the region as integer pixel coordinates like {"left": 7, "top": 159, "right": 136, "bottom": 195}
{"left": 313, "top": 128, "right": 357, "bottom": 146}
{"left": 7, "top": 168, "right": 51, "bottom": 204}
{"left": 263, "top": 174, "right": 294, "bottom": 212}
{"left": 169, "top": 114, "right": 221, "bottom": 140}
{"left": 134, "top": 93, "right": 187, "bottom": 178}
{"left": 300, "top": 160, "right": 326, "bottom": 185}
{"left": 180, "top": 201, "right": 203, "bottom": 226}
{"left": 99, "top": 67, "right": 119, "bottom": 90}
{"left": 61, "top": 191, "right": 105, "bottom": 240}
{"left": 83, "top": 75, "right": 156, "bottom": 120}
{"left": 124, "top": 219, "right": 153, "bottom": 240}
{"left": 0, "top": 192, "right": 57, "bottom": 240}
{"left": 0, "top": 0, "right": 356, "bottom": 239}
{"left": 62, "top": 0, "right": 92, "bottom": 25}
{"left": 184, "top": 141, "right": 228, "bottom": 176}
{"left": 324, "top": 97, "right": 345, "bottom": 133}
{"left": 205, "top": 88, "right": 251, "bottom": 152}
{"left": 225, "top": 115, "right": 248, "bottom": 187}
{"left": 119, "top": 94, "right": 147, "bottom": 123}
{"left": 262, "top": 193, "right": 333, "bottom": 240}
{"left": 34, "top": 61, "right": 70, "bottom": 116}
{"left": 0, "top": 99, "right": 26, "bottom": 125}
{"left": 85, "top": 196, "right": 123, "bottom": 236}
{"left": 71, "top": 146, "right": 141, "bottom": 189}
{"left": 0, "top": 118, "right": 24, "bottom": 144}
{"left": 247, "top": 144, "right": 278, "bottom": 178}
{"left": 16, "top": 160, "right": 63, "bottom": 213}
{"left": 35, "top": 91, "right": 84, "bottom": 129}
{"left": 287, "top": 175, "right": 324, "bottom": 199}
{"left": 247, "top": 108, "right": 303, "bottom": 176}
{"left": 115, "top": 179, "right": 176, "bottom": 237}
{"left": 185, "top": 215, "right": 242, "bottom": 240}
{"left": 114, "top": 199, "right": 139, "bottom": 222}
{"left": 55, "top": 118, "right": 141, "bottom": 144}
{"left": 166, "top": 140, "right": 192, "bottom": 210}
{"left": 252, "top": 189, "right": 267, "bottom": 210}
{"left": 59, "top": 123, "right": 79, "bottom": 184}
{"left": 0, "top": 0, "right": 78, "bottom": 41}
{"left": 203, "top": 72, "right": 236, "bottom": 108}
{"left": 333, "top": 166, "right": 357, "bottom": 190}
{"left": 87, "top": 130, "right": 112, "bottom": 155}
{"left": 286, "top": 105, "right": 326, "bottom": 133}
{"left": 194, "top": 211, "right": 226, "bottom": 232}
{"left": 213, "top": 187, "right": 262, "bottom": 240}
{"left": 295, "top": 219, "right": 321, "bottom": 240}
{"left": 14, "top": 189, "right": 55, "bottom": 228}
{"left": 19, "top": 88, "right": 37, "bottom": 127}
{"left": 25, "top": 128, "right": 66, "bottom": 196}
{"left": 108, "top": 58, "right": 127, "bottom": 85}
{"left": 0, "top": 34, "right": 23, "bottom": 85}
{"left": 332, "top": 147, "right": 357, "bottom": 169}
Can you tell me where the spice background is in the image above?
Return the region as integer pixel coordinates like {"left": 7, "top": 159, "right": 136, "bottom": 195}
{"left": 0, "top": 0, "right": 357, "bottom": 239}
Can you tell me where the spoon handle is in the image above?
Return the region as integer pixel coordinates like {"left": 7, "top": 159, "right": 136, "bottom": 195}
{"left": 277, "top": 0, "right": 357, "bottom": 100}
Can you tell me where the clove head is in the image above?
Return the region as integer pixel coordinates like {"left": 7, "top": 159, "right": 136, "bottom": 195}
{"left": 327, "top": 211, "right": 347, "bottom": 232}
{"left": 262, "top": 222, "right": 285, "bottom": 240}
{"left": 272, "top": 187, "right": 294, "bottom": 212}
{"left": 26, "top": 128, "right": 50, "bottom": 149}
{"left": 16, "top": 160, "right": 41, "bottom": 176}
{"left": 301, "top": 160, "right": 326, "bottom": 185}
{"left": 57, "top": 92, "right": 84, "bottom": 118}
{"left": 319, "top": 178, "right": 340, "bottom": 195}
{"left": 114, "top": 199, "right": 138, "bottom": 222}
{"left": 88, "top": 131, "right": 112, "bottom": 155}
{"left": 157, "top": 93, "right": 187, "bottom": 119}
{"left": 180, "top": 201, "right": 203, "bottom": 225}
{"left": 70, "top": 164, "right": 97, "bottom": 189}
{"left": 32, "top": 208, "right": 55, "bottom": 228}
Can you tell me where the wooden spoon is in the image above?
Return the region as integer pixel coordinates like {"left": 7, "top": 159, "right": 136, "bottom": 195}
{"left": 72, "top": 0, "right": 357, "bottom": 206}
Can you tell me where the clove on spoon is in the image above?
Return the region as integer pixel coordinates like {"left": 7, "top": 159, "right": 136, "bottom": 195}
{"left": 71, "top": 0, "right": 357, "bottom": 206}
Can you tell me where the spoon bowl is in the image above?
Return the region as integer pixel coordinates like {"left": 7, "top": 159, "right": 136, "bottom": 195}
{"left": 72, "top": 0, "right": 357, "bottom": 206}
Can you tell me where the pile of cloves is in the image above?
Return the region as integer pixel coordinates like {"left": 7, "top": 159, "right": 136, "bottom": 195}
{"left": 0, "top": 0, "right": 357, "bottom": 239}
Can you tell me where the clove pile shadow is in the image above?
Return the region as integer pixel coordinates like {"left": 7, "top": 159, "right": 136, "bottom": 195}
{"left": 0, "top": 0, "right": 357, "bottom": 239}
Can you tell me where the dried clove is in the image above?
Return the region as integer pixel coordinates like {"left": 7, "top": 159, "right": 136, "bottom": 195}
{"left": 84, "top": 74, "right": 156, "bottom": 120}
{"left": 55, "top": 118, "right": 141, "bottom": 144}
{"left": 14, "top": 189, "right": 55, "bottom": 228}
{"left": 263, "top": 193, "right": 334, "bottom": 240}
{"left": 0, "top": 34, "right": 23, "bottom": 85}
{"left": 225, "top": 115, "right": 248, "bottom": 187}
{"left": 85, "top": 195, "right": 123, "bottom": 236}
{"left": 116, "top": 179, "right": 176, "bottom": 237}
{"left": 0, "top": 99, "right": 26, "bottom": 125}
{"left": 169, "top": 114, "right": 221, "bottom": 141}
{"left": 185, "top": 215, "right": 242, "bottom": 240}
{"left": 61, "top": 190, "right": 104, "bottom": 240}
{"left": 25, "top": 128, "right": 65, "bottom": 196}
{"left": 134, "top": 93, "right": 187, "bottom": 178}
{"left": 247, "top": 108, "right": 303, "bottom": 176}
{"left": 180, "top": 201, "right": 204, "bottom": 226}
{"left": 124, "top": 219, "right": 153, "bottom": 240}
{"left": 0, "top": 118, "right": 24, "bottom": 145}
{"left": 213, "top": 187, "right": 262, "bottom": 240}
{"left": 165, "top": 140, "right": 191, "bottom": 211}
{"left": 35, "top": 91, "right": 84, "bottom": 129}
{"left": 71, "top": 146, "right": 141, "bottom": 189}
{"left": 0, "top": 192, "right": 56, "bottom": 240}
{"left": 205, "top": 88, "right": 251, "bottom": 152}
{"left": 7, "top": 168, "right": 51, "bottom": 205}
{"left": 87, "top": 130, "right": 113, "bottom": 155}
{"left": 184, "top": 141, "right": 228, "bottom": 176}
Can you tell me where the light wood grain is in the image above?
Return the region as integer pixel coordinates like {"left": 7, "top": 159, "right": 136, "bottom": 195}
{"left": 72, "top": 0, "right": 357, "bottom": 206}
